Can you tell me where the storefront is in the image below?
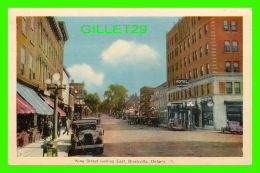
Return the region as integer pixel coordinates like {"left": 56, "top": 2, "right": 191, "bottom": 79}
{"left": 224, "top": 101, "right": 243, "bottom": 126}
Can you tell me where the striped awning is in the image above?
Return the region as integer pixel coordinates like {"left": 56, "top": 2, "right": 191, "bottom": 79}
{"left": 17, "top": 93, "right": 36, "bottom": 114}
{"left": 17, "top": 83, "right": 53, "bottom": 115}
{"left": 39, "top": 94, "right": 66, "bottom": 117}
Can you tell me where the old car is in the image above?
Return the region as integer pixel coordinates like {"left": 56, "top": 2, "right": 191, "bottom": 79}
{"left": 221, "top": 121, "right": 243, "bottom": 134}
{"left": 147, "top": 117, "right": 159, "bottom": 127}
{"left": 81, "top": 117, "right": 104, "bottom": 135}
{"left": 69, "top": 120, "right": 104, "bottom": 155}
{"left": 167, "top": 118, "right": 186, "bottom": 131}
{"left": 127, "top": 116, "right": 139, "bottom": 125}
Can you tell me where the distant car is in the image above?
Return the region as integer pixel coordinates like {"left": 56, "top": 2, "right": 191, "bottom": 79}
{"left": 69, "top": 119, "right": 104, "bottom": 156}
{"left": 221, "top": 121, "right": 243, "bottom": 134}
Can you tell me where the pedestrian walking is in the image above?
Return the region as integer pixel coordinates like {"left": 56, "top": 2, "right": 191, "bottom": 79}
{"left": 57, "top": 117, "right": 63, "bottom": 137}
{"left": 63, "top": 118, "right": 70, "bottom": 135}
{"left": 47, "top": 119, "right": 53, "bottom": 138}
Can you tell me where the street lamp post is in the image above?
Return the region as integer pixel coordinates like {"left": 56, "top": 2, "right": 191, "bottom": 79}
{"left": 45, "top": 72, "right": 66, "bottom": 141}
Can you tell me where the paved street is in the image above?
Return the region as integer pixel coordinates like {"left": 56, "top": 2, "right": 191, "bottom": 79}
{"left": 75, "top": 114, "right": 243, "bottom": 157}
{"left": 17, "top": 114, "right": 242, "bottom": 157}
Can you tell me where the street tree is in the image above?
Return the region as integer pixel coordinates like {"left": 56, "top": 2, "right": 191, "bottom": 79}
{"left": 84, "top": 92, "right": 101, "bottom": 114}
{"left": 104, "top": 84, "right": 128, "bottom": 113}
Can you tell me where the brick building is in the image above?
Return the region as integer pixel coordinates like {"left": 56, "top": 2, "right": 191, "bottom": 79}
{"left": 154, "top": 82, "right": 168, "bottom": 124}
{"left": 167, "top": 17, "right": 243, "bottom": 130}
{"left": 16, "top": 16, "right": 69, "bottom": 136}
{"left": 17, "top": 17, "right": 68, "bottom": 92}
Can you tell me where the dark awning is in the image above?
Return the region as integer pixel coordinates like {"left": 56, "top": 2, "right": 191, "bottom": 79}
{"left": 17, "top": 83, "right": 53, "bottom": 115}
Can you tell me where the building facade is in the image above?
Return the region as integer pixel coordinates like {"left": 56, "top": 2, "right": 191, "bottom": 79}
{"left": 167, "top": 17, "right": 243, "bottom": 130}
{"left": 70, "top": 80, "right": 85, "bottom": 119}
{"left": 154, "top": 82, "right": 168, "bottom": 124}
{"left": 140, "top": 86, "right": 155, "bottom": 117}
{"left": 125, "top": 93, "right": 140, "bottom": 116}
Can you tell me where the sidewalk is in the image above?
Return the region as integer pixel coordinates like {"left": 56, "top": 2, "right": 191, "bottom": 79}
{"left": 17, "top": 129, "right": 71, "bottom": 157}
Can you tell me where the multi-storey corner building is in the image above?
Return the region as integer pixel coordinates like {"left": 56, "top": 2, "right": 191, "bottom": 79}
{"left": 154, "top": 82, "right": 168, "bottom": 124}
{"left": 167, "top": 17, "right": 243, "bottom": 130}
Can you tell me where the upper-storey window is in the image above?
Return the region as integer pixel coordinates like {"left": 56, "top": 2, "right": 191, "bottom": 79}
{"left": 232, "top": 41, "right": 238, "bottom": 52}
{"left": 20, "top": 46, "right": 26, "bottom": 76}
{"left": 226, "top": 61, "right": 232, "bottom": 72}
{"left": 231, "top": 21, "right": 237, "bottom": 31}
{"left": 204, "top": 24, "right": 208, "bottom": 35}
{"left": 224, "top": 41, "right": 230, "bottom": 52}
{"left": 22, "top": 17, "right": 27, "bottom": 35}
{"left": 224, "top": 20, "right": 229, "bottom": 31}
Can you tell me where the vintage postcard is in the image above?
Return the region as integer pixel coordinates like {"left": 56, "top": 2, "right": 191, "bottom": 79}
{"left": 8, "top": 8, "right": 252, "bottom": 165}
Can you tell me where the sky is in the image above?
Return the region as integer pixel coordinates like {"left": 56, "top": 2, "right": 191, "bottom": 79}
{"left": 57, "top": 17, "right": 180, "bottom": 100}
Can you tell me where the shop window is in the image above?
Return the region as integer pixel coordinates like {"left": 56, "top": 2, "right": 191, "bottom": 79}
{"left": 226, "top": 82, "right": 232, "bottom": 94}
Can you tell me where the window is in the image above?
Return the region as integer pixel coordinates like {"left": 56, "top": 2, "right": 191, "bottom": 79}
{"left": 231, "top": 21, "right": 237, "bottom": 31}
{"left": 232, "top": 41, "right": 238, "bottom": 52}
{"left": 205, "top": 44, "right": 209, "bottom": 55}
{"left": 206, "top": 64, "right": 210, "bottom": 74}
{"left": 207, "top": 83, "right": 210, "bottom": 95}
{"left": 180, "top": 60, "right": 182, "bottom": 69}
{"left": 195, "top": 86, "right": 199, "bottom": 96}
{"left": 189, "top": 88, "right": 192, "bottom": 98}
{"left": 224, "top": 21, "right": 229, "bottom": 31}
{"left": 188, "top": 38, "right": 190, "bottom": 47}
{"left": 193, "top": 69, "right": 196, "bottom": 79}
{"left": 175, "top": 62, "right": 178, "bottom": 71}
{"left": 189, "top": 71, "right": 192, "bottom": 80}
{"left": 175, "top": 33, "right": 178, "bottom": 43}
{"left": 234, "top": 62, "right": 240, "bottom": 72}
{"left": 226, "top": 61, "right": 232, "bottom": 72}
{"left": 196, "top": 68, "right": 198, "bottom": 78}
{"left": 180, "top": 45, "right": 182, "bottom": 53}
{"left": 199, "top": 29, "right": 202, "bottom": 39}
{"left": 184, "top": 57, "right": 187, "bottom": 66}
{"left": 200, "top": 47, "right": 203, "bottom": 57}
{"left": 192, "top": 33, "right": 197, "bottom": 44}
{"left": 204, "top": 24, "right": 208, "bottom": 35}
{"left": 30, "top": 17, "right": 34, "bottom": 44}
{"left": 22, "top": 17, "right": 27, "bottom": 35}
{"left": 29, "top": 54, "right": 33, "bottom": 80}
{"left": 183, "top": 41, "right": 186, "bottom": 50}
{"left": 188, "top": 55, "right": 191, "bottom": 64}
{"left": 201, "top": 85, "right": 204, "bottom": 96}
{"left": 224, "top": 41, "right": 230, "bottom": 52}
{"left": 234, "top": 82, "right": 241, "bottom": 94}
{"left": 226, "top": 82, "right": 232, "bottom": 94}
{"left": 20, "top": 46, "right": 26, "bottom": 75}
{"left": 201, "top": 66, "right": 204, "bottom": 76}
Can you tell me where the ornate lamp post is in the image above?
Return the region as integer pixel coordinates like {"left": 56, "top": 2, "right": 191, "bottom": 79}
{"left": 45, "top": 72, "right": 66, "bottom": 141}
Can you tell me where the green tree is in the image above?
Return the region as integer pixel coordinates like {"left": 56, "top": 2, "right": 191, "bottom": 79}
{"left": 84, "top": 90, "right": 101, "bottom": 114}
{"left": 104, "top": 84, "right": 128, "bottom": 113}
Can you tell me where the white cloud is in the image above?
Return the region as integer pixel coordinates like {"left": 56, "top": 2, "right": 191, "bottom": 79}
{"left": 67, "top": 64, "right": 104, "bottom": 88}
{"left": 101, "top": 40, "right": 159, "bottom": 65}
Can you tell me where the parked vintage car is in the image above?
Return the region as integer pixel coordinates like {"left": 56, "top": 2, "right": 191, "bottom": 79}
{"left": 128, "top": 116, "right": 139, "bottom": 125}
{"left": 69, "top": 119, "right": 104, "bottom": 155}
{"left": 81, "top": 117, "right": 104, "bottom": 135}
{"left": 221, "top": 121, "right": 243, "bottom": 134}
{"left": 167, "top": 118, "right": 186, "bottom": 131}
{"left": 147, "top": 117, "right": 159, "bottom": 127}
